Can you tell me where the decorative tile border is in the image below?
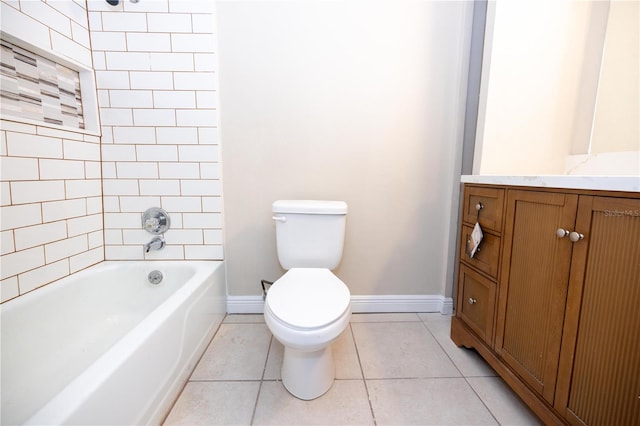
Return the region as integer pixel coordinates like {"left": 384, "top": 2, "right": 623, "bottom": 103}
{"left": 0, "top": 39, "right": 84, "bottom": 129}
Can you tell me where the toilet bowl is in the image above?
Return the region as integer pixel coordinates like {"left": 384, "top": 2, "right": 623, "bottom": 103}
{"left": 264, "top": 268, "right": 351, "bottom": 400}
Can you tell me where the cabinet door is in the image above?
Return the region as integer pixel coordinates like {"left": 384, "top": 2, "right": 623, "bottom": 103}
{"left": 495, "top": 190, "right": 578, "bottom": 403}
{"left": 555, "top": 196, "right": 640, "bottom": 425}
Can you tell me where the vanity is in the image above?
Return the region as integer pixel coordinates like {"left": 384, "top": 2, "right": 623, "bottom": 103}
{"left": 450, "top": 176, "right": 640, "bottom": 425}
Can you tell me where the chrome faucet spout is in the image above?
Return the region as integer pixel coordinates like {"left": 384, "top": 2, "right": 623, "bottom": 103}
{"left": 144, "top": 236, "right": 165, "bottom": 253}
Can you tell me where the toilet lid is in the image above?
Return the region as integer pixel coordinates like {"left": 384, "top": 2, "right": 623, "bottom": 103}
{"left": 266, "top": 268, "right": 350, "bottom": 330}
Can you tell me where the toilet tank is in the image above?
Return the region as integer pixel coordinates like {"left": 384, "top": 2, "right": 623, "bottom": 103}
{"left": 272, "top": 200, "right": 348, "bottom": 270}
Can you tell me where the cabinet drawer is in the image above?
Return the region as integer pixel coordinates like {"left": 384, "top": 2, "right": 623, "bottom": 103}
{"left": 458, "top": 265, "right": 496, "bottom": 345}
{"left": 459, "top": 225, "right": 500, "bottom": 279}
{"left": 463, "top": 186, "right": 505, "bottom": 233}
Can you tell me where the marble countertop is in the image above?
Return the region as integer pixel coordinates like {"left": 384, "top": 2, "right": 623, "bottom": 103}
{"left": 460, "top": 175, "right": 640, "bottom": 192}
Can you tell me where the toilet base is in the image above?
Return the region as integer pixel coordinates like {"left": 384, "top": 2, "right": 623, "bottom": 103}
{"left": 281, "top": 345, "right": 335, "bottom": 400}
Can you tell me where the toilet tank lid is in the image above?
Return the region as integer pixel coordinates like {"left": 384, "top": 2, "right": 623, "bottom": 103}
{"left": 272, "top": 200, "right": 347, "bottom": 215}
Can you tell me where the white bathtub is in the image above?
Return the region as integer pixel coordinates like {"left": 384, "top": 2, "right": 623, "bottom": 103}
{"left": 1, "top": 261, "right": 226, "bottom": 425}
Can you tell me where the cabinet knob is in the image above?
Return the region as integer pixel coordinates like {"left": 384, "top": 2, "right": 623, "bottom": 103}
{"left": 569, "top": 231, "right": 584, "bottom": 243}
{"left": 475, "top": 202, "right": 484, "bottom": 211}
{"left": 468, "top": 297, "right": 477, "bottom": 305}
{"left": 556, "top": 228, "right": 570, "bottom": 238}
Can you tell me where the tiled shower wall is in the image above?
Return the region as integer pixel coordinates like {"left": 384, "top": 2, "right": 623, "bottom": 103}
{"left": 1, "top": 0, "right": 222, "bottom": 303}
{"left": 89, "top": 0, "right": 222, "bottom": 261}
{"left": 1, "top": 0, "right": 101, "bottom": 302}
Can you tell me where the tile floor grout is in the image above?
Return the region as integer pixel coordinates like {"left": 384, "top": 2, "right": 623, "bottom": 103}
{"left": 164, "top": 313, "right": 542, "bottom": 426}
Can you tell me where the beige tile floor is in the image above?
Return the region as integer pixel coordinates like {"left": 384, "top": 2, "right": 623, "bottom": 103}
{"left": 163, "top": 313, "right": 541, "bottom": 426}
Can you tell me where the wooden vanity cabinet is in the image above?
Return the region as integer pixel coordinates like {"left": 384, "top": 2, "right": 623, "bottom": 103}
{"left": 451, "top": 184, "right": 640, "bottom": 425}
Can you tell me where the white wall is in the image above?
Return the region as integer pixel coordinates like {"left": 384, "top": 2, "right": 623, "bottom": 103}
{"left": 218, "top": 1, "right": 473, "bottom": 301}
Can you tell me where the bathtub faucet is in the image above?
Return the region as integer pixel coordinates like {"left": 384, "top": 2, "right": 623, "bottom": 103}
{"left": 144, "top": 236, "right": 165, "bottom": 253}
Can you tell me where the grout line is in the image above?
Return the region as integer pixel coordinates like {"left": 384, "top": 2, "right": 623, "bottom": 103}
{"left": 349, "top": 323, "right": 377, "bottom": 426}
{"left": 249, "top": 333, "right": 275, "bottom": 425}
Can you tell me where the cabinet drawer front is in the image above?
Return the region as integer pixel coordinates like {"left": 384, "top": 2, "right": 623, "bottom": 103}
{"left": 458, "top": 265, "right": 496, "bottom": 345}
{"left": 460, "top": 224, "right": 500, "bottom": 278}
{"left": 463, "top": 186, "right": 505, "bottom": 232}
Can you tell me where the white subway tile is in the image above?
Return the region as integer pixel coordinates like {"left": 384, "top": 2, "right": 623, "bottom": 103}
{"left": 171, "top": 33, "right": 215, "bottom": 53}
{"left": 102, "top": 12, "right": 147, "bottom": 31}
{"left": 122, "top": 229, "right": 149, "bottom": 244}
{"left": 161, "top": 196, "right": 201, "bottom": 212}
{"left": 133, "top": 109, "right": 176, "bottom": 126}
{"left": 136, "top": 145, "right": 178, "bottom": 161}
{"left": 183, "top": 212, "right": 222, "bottom": 229}
{"left": 36, "top": 126, "right": 84, "bottom": 140}
{"left": 147, "top": 12, "right": 191, "bottom": 33}
{"left": 1, "top": 230, "right": 15, "bottom": 255}
{"left": 1, "top": 157, "right": 39, "bottom": 181}
{"left": 165, "top": 229, "right": 202, "bottom": 244}
{"left": 202, "top": 197, "right": 222, "bottom": 212}
{"left": 169, "top": 0, "right": 214, "bottom": 14}
{"left": 196, "top": 91, "right": 217, "bottom": 108}
{"left": 11, "top": 181, "right": 65, "bottom": 204}
{"left": 198, "top": 128, "right": 218, "bottom": 145}
{"left": 158, "top": 162, "right": 199, "bottom": 179}
{"left": 1, "top": 120, "right": 37, "bottom": 134}
{"left": 102, "top": 144, "right": 136, "bottom": 161}
{"left": 139, "top": 179, "right": 180, "bottom": 195}
{"left": 51, "top": 32, "right": 92, "bottom": 67}
{"left": 1, "top": 276, "right": 19, "bottom": 303}
{"left": 104, "top": 212, "right": 141, "bottom": 229}
{"left": 71, "top": 21, "right": 91, "bottom": 47}
{"left": 1, "top": 204, "right": 42, "bottom": 230}
{"left": 20, "top": 0, "right": 72, "bottom": 38}
{"left": 156, "top": 127, "right": 198, "bottom": 145}
{"left": 116, "top": 162, "right": 158, "bottom": 178}
{"left": 83, "top": 134, "right": 101, "bottom": 144}
{"left": 45, "top": 235, "right": 88, "bottom": 263}
{"left": 204, "top": 229, "right": 223, "bottom": 244}
{"left": 1, "top": 131, "right": 6, "bottom": 156}
{"left": 65, "top": 179, "right": 102, "bottom": 199}
{"left": 150, "top": 53, "right": 194, "bottom": 72}
{"left": 174, "top": 72, "right": 216, "bottom": 90}
{"left": 100, "top": 108, "right": 133, "bottom": 126}
{"left": 106, "top": 52, "right": 151, "bottom": 71}
{"left": 0, "top": 246, "right": 45, "bottom": 280}
{"left": 97, "top": 87, "right": 109, "bottom": 105}
{"left": 42, "top": 199, "right": 86, "bottom": 222}
{"left": 178, "top": 145, "right": 219, "bottom": 162}
{"left": 102, "top": 162, "right": 117, "bottom": 178}
{"left": 192, "top": 14, "right": 215, "bottom": 34}
{"left": 86, "top": 196, "right": 103, "bottom": 214}
{"left": 169, "top": 212, "right": 183, "bottom": 228}
{"left": 101, "top": 126, "right": 114, "bottom": 143}
{"left": 90, "top": 31, "right": 127, "bottom": 51}
{"left": 18, "top": 259, "right": 69, "bottom": 294}
{"left": 67, "top": 213, "right": 103, "bottom": 237}
{"left": 48, "top": 0, "right": 88, "bottom": 27}
{"left": 153, "top": 90, "right": 196, "bottom": 108}
{"left": 113, "top": 126, "right": 156, "bottom": 144}
{"left": 0, "top": 182, "right": 10, "bottom": 206}
{"left": 105, "top": 245, "right": 144, "bottom": 260}
{"left": 63, "top": 140, "right": 101, "bottom": 160}
{"left": 127, "top": 33, "right": 171, "bottom": 52}
{"left": 88, "top": 11, "right": 102, "bottom": 31}
{"left": 95, "top": 70, "right": 130, "bottom": 89}
{"left": 85, "top": 162, "right": 101, "bottom": 179}
{"left": 104, "top": 245, "right": 144, "bottom": 260}
{"left": 104, "top": 229, "right": 123, "bottom": 244}
{"left": 119, "top": 196, "right": 161, "bottom": 212}
{"left": 39, "top": 159, "right": 86, "bottom": 180}
{"left": 185, "top": 245, "right": 223, "bottom": 260}
{"left": 194, "top": 53, "right": 216, "bottom": 71}
{"left": 14, "top": 221, "right": 68, "bottom": 251}
{"left": 109, "top": 90, "right": 154, "bottom": 108}
{"left": 176, "top": 109, "right": 217, "bottom": 127}
{"left": 0, "top": 7, "right": 49, "bottom": 60}
{"left": 88, "top": 228, "right": 104, "bottom": 249}
{"left": 200, "top": 163, "right": 221, "bottom": 179}
{"left": 69, "top": 247, "right": 103, "bottom": 273}
{"left": 102, "top": 179, "right": 139, "bottom": 196}
{"left": 102, "top": 196, "right": 120, "bottom": 212}
{"left": 143, "top": 244, "right": 184, "bottom": 260}
{"left": 181, "top": 179, "right": 222, "bottom": 196}
{"left": 6, "top": 132, "right": 63, "bottom": 159}
{"left": 130, "top": 71, "right": 173, "bottom": 90}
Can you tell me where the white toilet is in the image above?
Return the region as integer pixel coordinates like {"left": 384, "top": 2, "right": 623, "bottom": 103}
{"left": 264, "top": 200, "right": 351, "bottom": 400}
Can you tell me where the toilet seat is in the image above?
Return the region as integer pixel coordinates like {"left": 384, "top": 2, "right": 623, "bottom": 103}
{"left": 266, "top": 268, "right": 350, "bottom": 330}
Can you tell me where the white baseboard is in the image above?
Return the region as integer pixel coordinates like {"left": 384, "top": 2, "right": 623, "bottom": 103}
{"left": 226, "top": 294, "right": 453, "bottom": 315}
